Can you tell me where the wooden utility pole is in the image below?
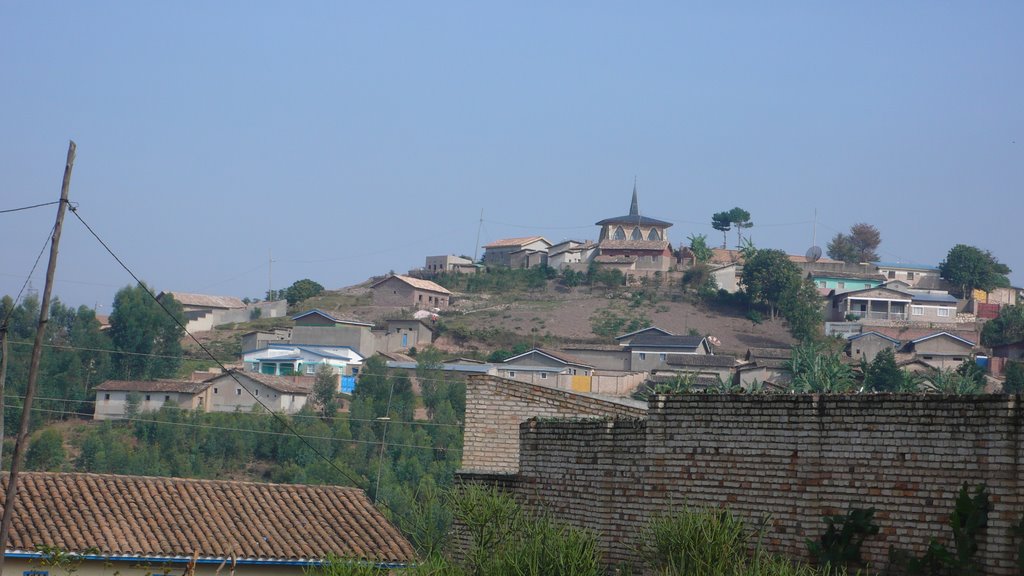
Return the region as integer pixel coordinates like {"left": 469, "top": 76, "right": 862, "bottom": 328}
{"left": 0, "top": 141, "right": 76, "bottom": 569}
{"left": 0, "top": 325, "right": 8, "bottom": 468}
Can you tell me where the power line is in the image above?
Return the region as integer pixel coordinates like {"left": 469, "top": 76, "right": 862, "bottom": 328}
{"left": 24, "top": 406, "right": 455, "bottom": 453}
{"left": 1, "top": 225, "right": 53, "bottom": 328}
{"left": 5, "top": 392, "right": 464, "bottom": 429}
{"left": 0, "top": 201, "right": 60, "bottom": 215}
{"left": 66, "top": 206, "right": 405, "bottom": 500}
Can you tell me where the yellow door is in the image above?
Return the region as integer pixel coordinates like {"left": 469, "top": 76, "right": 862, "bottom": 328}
{"left": 571, "top": 375, "right": 592, "bottom": 393}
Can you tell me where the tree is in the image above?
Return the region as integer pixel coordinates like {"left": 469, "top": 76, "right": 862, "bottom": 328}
{"left": 939, "top": 244, "right": 1011, "bottom": 297}
{"left": 687, "top": 233, "right": 712, "bottom": 263}
{"left": 727, "top": 207, "right": 753, "bottom": 247}
{"left": 285, "top": 278, "right": 325, "bottom": 305}
{"left": 109, "top": 284, "right": 185, "bottom": 380}
{"left": 786, "top": 341, "right": 857, "bottom": 393}
{"left": 864, "top": 348, "right": 903, "bottom": 392}
{"left": 711, "top": 212, "right": 732, "bottom": 249}
{"left": 827, "top": 223, "right": 881, "bottom": 264}
{"left": 980, "top": 304, "right": 1024, "bottom": 348}
{"left": 312, "top": 364, "right": 339, "bottom": 419}
{"left": 740, "top": 249, "right": 801, "bottom": 320}
{"left": 1003, "top": 361, "right": 1024, "bottom": 394}
{"left": 27, "top": 428, "right": 65, "bottom": 471}
{"left": 780, "top": 279, "right": 823, "bottom": 342}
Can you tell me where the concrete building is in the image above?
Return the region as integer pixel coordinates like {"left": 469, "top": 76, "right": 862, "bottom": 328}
{"left": 595, "top": 184, "right": 673, "bottom": 273}
{"left": 157, "top": 291, "right": 287, "bottom": 332}
{"left": 424, "top": 254, "right": 476, "bottom": 274}
{"left": 370, "top": 274, "right": 452, "bottom": 309}
{"left": 93, "top": 379, "right": 212, "bottom": 420}
{"left": 481, "top": 236, "right": 552, "bottom": 268}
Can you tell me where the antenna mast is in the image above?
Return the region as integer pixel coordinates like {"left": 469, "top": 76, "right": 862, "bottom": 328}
{"left": 473, "top": 208, "right": 483, "bottom": 262}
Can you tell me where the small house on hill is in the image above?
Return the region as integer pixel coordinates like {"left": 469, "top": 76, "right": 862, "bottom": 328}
{"left": 847, "top": 331, "right": 901, "bottom": 363}
{"left": 737, "top": 347, "right": 793, "bottom": 389}
{"left": 0, "top": 472, "right": 415, "bottom": 576}
{"left": 904, "top": 332, "right": 975, "bottom": 370}
{"left": 158, "top": 291, "right": 287, "bottom": 332}
{"left": 371, "top": 274, "right": 452, "bottom": 310}
{"left": 204, "top": 370, "right": 314, "bottom": 414}
{"left": 94, "top": 379, "right": 212, "bottom": 420}
{"left": 482, "top": 236, "right": 552, "bottom": 268}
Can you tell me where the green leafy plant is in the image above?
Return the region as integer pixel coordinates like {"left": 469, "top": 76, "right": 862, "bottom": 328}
{"left": 887, "top": 483, "right": 989, "bottom": 576}
{"left": 807, "top": 508, "right": 879, "bottom": 569}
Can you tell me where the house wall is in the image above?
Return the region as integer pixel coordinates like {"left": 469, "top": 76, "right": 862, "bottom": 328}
{"left": 465, "top": 394, "right": 1024, "bottom": 574}
{"left": 877, "top": 266, "right": 940, "bottom": 287}
{"left": 372, "top": 277, "right": 450, "bottom": 309}
{"left": 736, "top": 366, "right": 790, "bottom": 388}
{"left": 561, "top": 348, "right": 631, "bottom": 371}
{"left": 374, "top": 321, "right": 433, "bottom": 353}
{"left": 589, "top": 371, "right": 647, "bottom": 396}
{"left": 291, "top": 325, "right": 375, "bottom": 355}
{"left": 909, "top": 304, "right": 958, "bottom": 324}
{"left": 629, "top": 348, "right": 704, "bottom": 372}
{"left": 93, "top": 390, "right": 201, "bottom": 420}
{"left": 2, "top": 557, "right": 315, "bottom": 576}
{"left": 711, "top": 265, "right": 739, "bottom": 293}
{"left": 848, "top": 335, "right": 898, "bottom": 362}
{"left": 425, "top": 255, "right": 472, "bottom": 273}
{"left": 460, "top": 375, "right": 647, "bottom": 474}
{"left": 206, "top": 377, "right": 308, "bottom": 414}
{"left": 241, "top": 330, "right": 292, "bottom": 353}
{"left": 913, "top": 337, "right": 972, "bottom": 369}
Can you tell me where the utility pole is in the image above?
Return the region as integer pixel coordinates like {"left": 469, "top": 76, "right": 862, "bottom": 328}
{"left": 0, "top": 140, "right": 75, "bottom": 570}
{"left": 473, "top": 209, "right": 483, "bottom": 262}
{"left": 268, "top": 248, "right": 273, "bottom": 300}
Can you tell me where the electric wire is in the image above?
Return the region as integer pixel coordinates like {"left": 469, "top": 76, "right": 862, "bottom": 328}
{"left": 0, "top": 224, "right": 54, "bottom": 328}
{"left": 0, "top": 201, "right": 60, "bottom": 214}
{"left": 66, "top": 206, "right": 395, "bottom": 494}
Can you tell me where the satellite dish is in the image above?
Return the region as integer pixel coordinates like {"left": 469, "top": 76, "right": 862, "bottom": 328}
{"left": 805, "top": 246, "right": 822, "bottom": 263}
{"left": 707, "top": 336, "right": 722, "bottom": 347}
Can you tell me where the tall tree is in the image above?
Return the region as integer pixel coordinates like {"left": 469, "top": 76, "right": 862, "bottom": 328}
{"left": 740, "top": 249, "right": 801, "bottom": 320}
{"left": 108, "top": 284, "right": 185, "bottom": 380}
{"left": 311, "top": 364, "right": 339, "bottom": 418}
{"left": 864, "top": 348, "right": 903, "bottom": 392}
{"left": 939, "top": 244, "right": 1011, "bottom": 297}
{"left": 827, "top": 223, "right": 881, "bottom": 264}
{"left": 780, "top": 278, "right": 823, "bottom": 342}
{"left": 727, "top": 207, "right": 753, "bottom": 247}
{"left": 711, "top": 211, "right": 732, "bottom": 249}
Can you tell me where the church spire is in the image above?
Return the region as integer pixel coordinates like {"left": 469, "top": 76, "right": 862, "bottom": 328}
{"left": 629, "top": 177, "right": 639, "bottom": 216}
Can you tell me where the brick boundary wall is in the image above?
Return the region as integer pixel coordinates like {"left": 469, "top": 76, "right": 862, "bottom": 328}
{"left": 495, "top": 394, "right": 1023, "bottom": 574}
{"left": 460, "top": 375, "right": 648, "bottom": 474}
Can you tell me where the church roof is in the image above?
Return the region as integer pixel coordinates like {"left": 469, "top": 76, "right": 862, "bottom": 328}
{"left": 595, "top": 184, "right": 672, "bottom": 228}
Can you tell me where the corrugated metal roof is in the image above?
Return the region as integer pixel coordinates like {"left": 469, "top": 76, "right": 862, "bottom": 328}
{"left": 162, "top": 292, "right": 246, "bottom": 309}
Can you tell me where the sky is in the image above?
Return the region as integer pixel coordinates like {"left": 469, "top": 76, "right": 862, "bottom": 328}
{"left": 2, "top": 2, "right": 1022, "bottom": 310}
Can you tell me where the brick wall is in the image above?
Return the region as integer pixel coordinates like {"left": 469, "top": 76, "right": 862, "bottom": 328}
{"left": 460, "top": 375, "right": 647, "bottom": 474}
{"left": 480, "top": 393, "right": 1023, "bottom": 574}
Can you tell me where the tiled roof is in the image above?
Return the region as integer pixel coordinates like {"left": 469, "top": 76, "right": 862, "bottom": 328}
{"left": 629, "top": 334, "right": 706, "bottom": 349}
{"left": 1, "top": 472, "right": 415, "bottom": 564}
{"left": 372, "top": 275, "right": 451, "bottom": 295}
{"left": 95, "top": 379, "right": 212, "bottom": 394}
{"left": 746, "top": 347, "right": 792, "bottom": 360}
{"left": 211, "top": 371, "right": 314, "bottom": 394}
{"left": 598, "top": 240, "right": 670, "bottom": 251}
{"left": 665, "top": 354, "right": 737, "bottom": 368}
{"left": 162, "top": 292, "right": 246, "bottom": 309}
{"left": 482, "top": 236, "right": 549, "bottom": 249}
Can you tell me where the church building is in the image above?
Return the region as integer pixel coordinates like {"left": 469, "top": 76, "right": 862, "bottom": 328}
{"left": 595, "top": 184, "right": 674, "bottom": 273}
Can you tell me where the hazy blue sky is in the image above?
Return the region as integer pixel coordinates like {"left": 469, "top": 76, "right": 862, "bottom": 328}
{"left": 3, "top": 2, "right": 1022, "bottom": 309}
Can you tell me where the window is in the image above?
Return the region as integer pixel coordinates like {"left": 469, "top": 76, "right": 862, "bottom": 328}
{"left": 236, "top": 388, "right": 242, "bottom": 396}
{"left": 164, "top": 395, "right": 170, "bottom": 402}
{"left": 255, "top": 389, "right": 259, "bottom": 396}
{"left": 818, "top": 281, "right": 826, "bottom": 288}
{"left": 540, "top": 372, "right": 548, "bottom": 379}
{"left": 907, "top": 272, "right": 915, "bottom": 280}
{"left": 145, "top": 394, "right": 151, "bottom": 401}
{"left": 837, "top": 282, "right": 845, "bottom": 290}
{"left": 631, "top": 227, "right": 643, "bottom": 240}
{"left": 213, "top": 387, "right": 219, "bottom": 394}
{"left": 647, "top": 229, "right": 661, "bottom": 241}
{"left": 639, "top": 352, "right": 646, "bottom": 360}
{"left": 937, "top": 308, "right": 951, "bottom": 317}
{"left": 508, "top": 371, "right": 516, "bottom": 378}
{"left": 104, "top": 393, "right": 110, "bottom": 401}
{"left": 613, "top": 226, "right": 625, "bottom": 240}
{"left": 306, "top": 364, "right": 316, "bottom": 374}
{"left": 660, "top": 353, "right": 667, "bottom": 362}
{"left": 912, "top": 306, "right": 924, "bottom": 316}
{"left": 888, "top": 270, "right": 896, "bottom": 279}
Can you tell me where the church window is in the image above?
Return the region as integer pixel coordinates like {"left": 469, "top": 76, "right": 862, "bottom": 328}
{"left": 647, "top": 228, "right": 661, "bottom": 240}
{"left": 613, "top": 226, "right": 626, "bottom": 240}
{"left": 631, "top": 227, "right": 643, "bottom": 240}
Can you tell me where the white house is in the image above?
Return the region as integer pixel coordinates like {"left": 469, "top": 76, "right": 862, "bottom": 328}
{"left": 243, "top": 343, "right": 364, "bottom": 377}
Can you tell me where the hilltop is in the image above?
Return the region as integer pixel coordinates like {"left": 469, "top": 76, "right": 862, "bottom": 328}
{"left": 205, "top": 272, "right": 796, "bottom": 359}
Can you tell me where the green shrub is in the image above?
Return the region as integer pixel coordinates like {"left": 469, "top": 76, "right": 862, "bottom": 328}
{"left": 638, "top": 506, "right": 750, "bottom": 575}
{"left": 807, "top": 508, "right": 879, "bottom": 569}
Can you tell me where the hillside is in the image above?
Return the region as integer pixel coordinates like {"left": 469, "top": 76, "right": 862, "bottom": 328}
{"left": 211, "top": 274, "right": 796, "bottom": 359}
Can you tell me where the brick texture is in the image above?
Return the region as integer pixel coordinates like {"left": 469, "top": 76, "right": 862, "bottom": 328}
{"left": 461, "top": 389, "right": 1024, "bottom": 574}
